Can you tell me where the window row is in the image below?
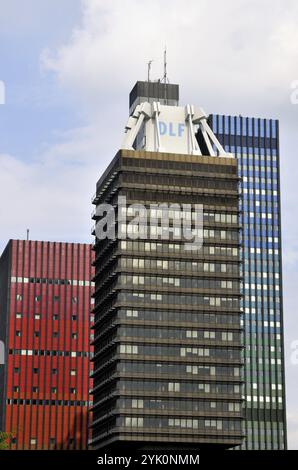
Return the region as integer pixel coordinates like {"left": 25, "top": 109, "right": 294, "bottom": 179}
{"left": 11, "top": 277, "right": 93, "bottom": 287}
{"left": 16, "top": 294, "right": 79, "bottom": 303}
{"left": 119, "top": 274, "right": 239, "bottom": 291}
{"left": 118, "top": 292, "right": 240, "bottom": 309}
{"left": 119, "top": 224, "right": 239, "bottom": 242}
{"left": 119, "top": 398, "right": 241, "bottom": 413}
{"left": 122, "top": 206, "right": 238, "bottom": 225}
{"left": 121, "top": 172, "right": 237, "bottom": 190}
{"left": 118, "top": 361, "right": 240, "bottom": 377}
{"left": 120, "top": 240, "right": 239, "bottom": 257}
{"left": 119, "top": 257, "right": 239, "bottom": 274}
{"left": 15, "top": 330, "right": 78, "bottom": 339}
{"left": 122, "top": 157, "right": 237, "bottom": 175}
{"left": 118, "top": 416, "right": 241, "bottom": 431}
{"left": 118, "top": 309, "right": 240, "bottom": 325}
{"left": 9, "top": 349, "right": 89, "bottom": 357}
{"left": 116, "top": 379, "right": 241, "bottom": 395}
{"left": 117, "top": 326, "right": 238, "bottom": 342}
{"left": 119, "top": 344, "right": 241, "bottom": 360}
{"left": 13, "top": 367, "right": 77, "bottom": 376}
{"left": 6, "top": 398, "right": 90, "bottom": 406}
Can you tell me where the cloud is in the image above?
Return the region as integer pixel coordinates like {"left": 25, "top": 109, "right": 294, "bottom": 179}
{"left": 0, "top": 123, "right": 109, "bottom": 251}
{"left": 41, "top": 0, "right": 298, "bottom": 118}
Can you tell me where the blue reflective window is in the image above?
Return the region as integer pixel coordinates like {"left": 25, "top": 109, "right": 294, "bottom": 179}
{"left": 272, "top": 120, "right": 277, "bottom": 139}
{"left": 254, "top": 119, "right": 259, "bottom": 137}
{"left": 212, "top": 115, "right": 217, "bottom": 133}
{"left": 236, "top": 118, "right": 241, "bottom": 136}
{"left": 218, "top": 115, "right": 223, "bottom": 133}
{"left": 266, "top": 120, "right": 271, "bottom": 138}
{"left": 248, "top": 118, "right": 253, "bottom": 137}
{"left": 242, "top": 118, "right": 247, "bottom": 135}
{"left": 260, "top": 120, "right": 265, "bottom": 138}
{"left": 230, "top": 117, "right": 235, "bottom": 134}
{"left": 225, "top": 115, "right": 229, "bottom": 134}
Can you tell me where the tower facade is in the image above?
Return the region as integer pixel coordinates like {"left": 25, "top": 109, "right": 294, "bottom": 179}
{"left": 91, "top": 85, "right": 244, "bottom": 450}
{"left": 0, "top": 240, "right": 94, "bottom": 449}
{"left": 209, "top": 115, "right": 287, "bottom": 449}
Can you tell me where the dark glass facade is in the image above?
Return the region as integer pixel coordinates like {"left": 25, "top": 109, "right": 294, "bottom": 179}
{"left": 91, "top": 149, "right": 244, "bottom": 450}
{"left": 209, "top": 115, "right": 287, "bottom": 449}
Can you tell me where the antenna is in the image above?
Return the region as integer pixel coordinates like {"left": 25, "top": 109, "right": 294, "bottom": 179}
{"left": 163, "top": 47, "right": 168, "bottom": 104}
{"left": 147, "top": 60, "right": 153, "bottom": 83}
{"left": 26, "top": 229, "right": 29, "bottom": 241}
{"left": 163, "top": 47, "right": 167, "bottom": 84}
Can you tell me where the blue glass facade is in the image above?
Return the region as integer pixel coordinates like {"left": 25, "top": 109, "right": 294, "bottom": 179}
{"left": 209, "top": 115, "right": 287, "bottom": 449}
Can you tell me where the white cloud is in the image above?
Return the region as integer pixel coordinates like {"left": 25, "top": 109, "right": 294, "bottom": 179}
{"left": 41, "top": 0, "right": 298, "bottom": 118}
{"left": 0, "top": 123, "right": 109, "bottom": 251}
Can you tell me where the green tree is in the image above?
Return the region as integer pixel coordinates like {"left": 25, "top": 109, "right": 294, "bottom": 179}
{"left": 0, "top": 431, "right": 12, "bottom": 450}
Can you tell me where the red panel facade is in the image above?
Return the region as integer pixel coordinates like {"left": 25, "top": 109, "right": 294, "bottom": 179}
{"left": 1, "top": 240, "right": 94, "bottom": 449}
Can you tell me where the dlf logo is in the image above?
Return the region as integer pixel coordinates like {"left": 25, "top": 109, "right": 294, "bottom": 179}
{"left": 159, "top": 121, "right": 185, "bottom": 137}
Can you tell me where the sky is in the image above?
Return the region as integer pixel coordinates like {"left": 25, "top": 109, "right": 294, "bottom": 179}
{"left": 0, "top": 0, "right": 297, "bottom": 448}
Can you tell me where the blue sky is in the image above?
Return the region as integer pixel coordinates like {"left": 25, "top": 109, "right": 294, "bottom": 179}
{"left": 0, "top": 0, "right": 298, "bottom": 448}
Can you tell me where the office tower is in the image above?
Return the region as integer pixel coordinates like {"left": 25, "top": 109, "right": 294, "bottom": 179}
{"left": 209, "top": 115, "right": 287, "bottom": 449}
{"left": 0, "top": 240, "right": 94, "bottom": 449}
{"left": 91, "top": 82, "right": 244, "bottom": 450}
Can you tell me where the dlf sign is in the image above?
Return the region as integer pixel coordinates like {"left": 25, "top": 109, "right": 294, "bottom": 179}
{"left": 143, "top": 104, "right": 197, "bottom": 154}
{"left": 159, "top": 121, "right": 185, "bottom": 138}
{"left": 122, "top": 101, "right": 231, "bottom": 157}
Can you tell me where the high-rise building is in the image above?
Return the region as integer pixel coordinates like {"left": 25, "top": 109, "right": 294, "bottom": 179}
{"left": 209, "top": 115, "right": 287, "bottom": 449}
{"left": 90, "top": 82, "right": 244, "bottom": 451}
{"left": 0, "top": 239, "right": 94, "bottom": 449}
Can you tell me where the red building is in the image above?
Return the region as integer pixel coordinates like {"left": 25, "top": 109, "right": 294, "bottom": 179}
{"left": 0, "top": 240, "right": 94, "bottom": 449}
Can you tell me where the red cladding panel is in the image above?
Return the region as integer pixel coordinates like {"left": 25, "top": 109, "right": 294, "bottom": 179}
{"left": 3, "top": 240, "right": 94, "bottom": 449}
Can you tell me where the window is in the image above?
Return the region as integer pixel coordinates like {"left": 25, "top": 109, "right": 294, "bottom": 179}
{"left": 132, "top": 399, "right": 143, "bottom": 409}
{"left": 13, "top": 386, "right": 19, "bottom": 392}
{"left": 34, "top": 314, "right": 41, "bottom": 320}
{"left": 51, "top": 387, "right": 57, "bottom": 393}
{"left": 33, "top": 368, "right": 39, "bottom": 374}
{"left": 16, "top": 331, "right": 21, "bottom": 337}
{"left": 16, "top": 313, "right": 22, "bottom": 319}
{"left": 16, "top": 294, "right": 23, "bottom": 301}
{"left": 35, "top": 295, "right": 41, "bottom": 302}
{"left": 34, "top": 331, "right": 39, "bottom": 337}
{"left": 71, "top": 333, "right": 77, "bottom": 339}
{"left": 168, "top": 382, "right": 180, "bottom": 392}
{"left": 70, "top": 369, "right": 76, "bottom": 376}
{"left": 72, "top": 297, "right": 78, "bottom": 304}
{"left": 30, "top": 438, "right": 37, "bottom": 446}
{"left": 53, "top": 314, "right": 58, "bottom": 321}
{"left": 49, "top": 438, "right": 56, "bottom": 448}
{"left": 52, "top": 369, "right": 57, "bottom": 375}
{"left": 32, "top": 387, "right": 38, "bottom": 393}
{"left": 70, "top": 388, "right": 76, "bottom": 394}
{"left": 53, "top": 295, "right": 60, "bottom": 302}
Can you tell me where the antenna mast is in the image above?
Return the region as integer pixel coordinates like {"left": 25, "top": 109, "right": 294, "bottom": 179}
{"left": 163, "top": 47, "right": 168, "bottom": 104}
{"left": 147, "top": 60, "right": 153, "bottom": 83}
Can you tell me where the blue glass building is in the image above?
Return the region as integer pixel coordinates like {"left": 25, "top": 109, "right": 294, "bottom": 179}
{"left": 209, "top": 115, "right": 287, "bottom": 449}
